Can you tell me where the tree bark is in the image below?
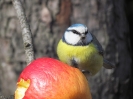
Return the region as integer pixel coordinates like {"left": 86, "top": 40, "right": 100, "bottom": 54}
{"left": 106, "top": 0, "right": 132, "bottom": 99}
{"left": 12, "top": 0, "right": 35, "bottom": 64}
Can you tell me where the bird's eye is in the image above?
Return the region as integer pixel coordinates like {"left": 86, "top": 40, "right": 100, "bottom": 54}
{"left": 72, "top": 30, "right": 80, "bottom": 35}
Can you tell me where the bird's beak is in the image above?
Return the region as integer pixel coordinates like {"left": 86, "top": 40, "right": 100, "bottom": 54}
{"left": 81, "top": 34, "right": 86, "bottom": 39}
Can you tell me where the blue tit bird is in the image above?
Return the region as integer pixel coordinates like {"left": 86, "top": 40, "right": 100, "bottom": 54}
{"left": 57, "top": 24, "right": 115, "bottom": 75}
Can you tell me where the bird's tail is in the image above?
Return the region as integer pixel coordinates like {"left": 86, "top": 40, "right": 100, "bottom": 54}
{"left": 103, "top": 59, "right": 115, "bottom": 69}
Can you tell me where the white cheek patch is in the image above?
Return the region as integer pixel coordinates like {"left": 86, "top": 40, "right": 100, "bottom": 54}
{"left": 64, "top": 32, "right": 80, "bottom": 45}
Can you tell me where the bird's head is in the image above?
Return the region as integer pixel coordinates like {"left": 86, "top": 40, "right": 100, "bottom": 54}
{"left": 63, "top": 24, "right": 93, "bottom": 46}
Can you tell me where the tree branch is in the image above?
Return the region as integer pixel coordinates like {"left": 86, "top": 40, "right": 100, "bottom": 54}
{"left": 12, "top": 0, "right": 35, "bottom": 64}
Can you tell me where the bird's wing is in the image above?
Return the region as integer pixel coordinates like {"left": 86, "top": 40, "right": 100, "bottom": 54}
{"left": 91, "top": 34, "right": 104, "bottom": 55}
{"left": 91, "top": 34, "right": 115, "bottom": 69}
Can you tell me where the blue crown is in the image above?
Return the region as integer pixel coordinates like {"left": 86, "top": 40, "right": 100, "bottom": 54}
{"left": 70, "top": 24, "right": 86, "bottom": 28}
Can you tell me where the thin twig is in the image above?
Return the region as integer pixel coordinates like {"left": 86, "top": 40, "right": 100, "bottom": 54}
{"left": 12, "top": 0, "right": 35, "bottom": 64}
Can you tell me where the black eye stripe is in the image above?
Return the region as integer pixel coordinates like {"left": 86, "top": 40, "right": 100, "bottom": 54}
{"left": 66, "top": 29, "right": 88, "bottom": 35}
{"left": 72, "top": 30, "right": 80, "bottom": 35}
{"left": 85, "top": 30, "right": 88, "bottom": 35}
{"left": 67, "top": 30, "right": 80, "bottom": 35}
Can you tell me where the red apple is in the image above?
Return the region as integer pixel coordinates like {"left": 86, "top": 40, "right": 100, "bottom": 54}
{"left": 15, "top": 57, "right": 92, "bottom": 99}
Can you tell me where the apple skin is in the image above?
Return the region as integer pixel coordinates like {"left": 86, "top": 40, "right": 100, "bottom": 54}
{"left": 15, "top": 57, "right": 92, "bottom": 99}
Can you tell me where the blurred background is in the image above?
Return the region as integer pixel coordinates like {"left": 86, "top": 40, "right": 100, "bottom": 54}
{"left": 0, "top": 0, "right": 132, "bottom": 99}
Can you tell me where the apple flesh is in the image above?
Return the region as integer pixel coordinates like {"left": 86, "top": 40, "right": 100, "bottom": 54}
{"left": 15, "top": 57, "right": 92, "bottom": 99}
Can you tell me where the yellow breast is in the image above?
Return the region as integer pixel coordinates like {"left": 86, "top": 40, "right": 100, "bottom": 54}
{"left": 57, "top": 40, "right": 103, "bottom": 75}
